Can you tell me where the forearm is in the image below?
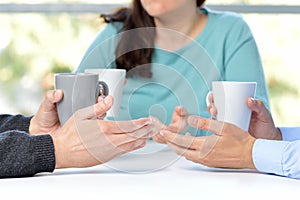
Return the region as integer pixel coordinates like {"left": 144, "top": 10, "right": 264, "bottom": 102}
{"left": 0, "top": 114, "right": 32, "bottom": 133}
{"left": 0, "top": 131, "right": 55, "bottom": 178}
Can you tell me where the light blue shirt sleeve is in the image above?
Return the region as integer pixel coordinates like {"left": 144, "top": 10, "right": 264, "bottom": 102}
{"left": 280, "top": 127, "right": 300, "bottom": 141}
{"left": 252, "top": 136, "right": 300, "bottom": 179}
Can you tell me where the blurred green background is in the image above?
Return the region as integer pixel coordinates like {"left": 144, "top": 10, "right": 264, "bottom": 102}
{"left": 1, "top": 0, "right": 300, "bottom": 127}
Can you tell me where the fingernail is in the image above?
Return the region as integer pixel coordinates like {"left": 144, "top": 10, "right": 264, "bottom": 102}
{"left": 104, "top": 96, "right": 112, "bottom": 105}
{"left": 54, "top": 90, "right": 59, "bottom": 98}
{"left": 139, "top": 141, "right": 146, "bottom": 148}
{"left": 185, "top": 132, "right": 192, "bottom": 137}
{"left": 147, "top": 116, "right": 156, "bottom": 124}
{"left": 189, "top": 116, "right": 198, "bottom": 126}
{"left": 159, "top": 130, "right": 165, "bottom": 136}
{"left": 98, "top": 96, "right": 104, "bottom": 102}
{"left": 210, "top": 107, "right": 214, "bottom": 114}
{"left": 250, "top": 98, "right": 256, "bottom": 105}
{"left": 143, "top": 117, "right": 152, "bottom": 125}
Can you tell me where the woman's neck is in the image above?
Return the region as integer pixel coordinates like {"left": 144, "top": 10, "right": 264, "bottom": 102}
{"left": 154, "top": 8, "right": 207, "bottom": 51}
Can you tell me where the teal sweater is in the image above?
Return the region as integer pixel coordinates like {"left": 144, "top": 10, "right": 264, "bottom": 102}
{"left": 76, "top": 8, "right": 269, "bottom": 135}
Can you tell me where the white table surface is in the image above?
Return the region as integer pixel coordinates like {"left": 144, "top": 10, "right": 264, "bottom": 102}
{"left": 1, "top": 141, "right": 299, "bottom": 200}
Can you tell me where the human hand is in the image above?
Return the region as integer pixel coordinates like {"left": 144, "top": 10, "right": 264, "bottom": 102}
{"left": 29, "top": 90, "right": 63, "bottom": 136}
{"left": 53, "top": 96, "right": 155, "bottom": 169}
{"left": 161, "top": 116, "right": 256, "bottom": 169}
{"left": 152, "top": 106, "right": 189, "bottom": 144}
{"left": 29, "top": 90, "right": 109, "bottom": 136}
{"left": 207, "top": 93, "right": 281, "bottom": 140}
{"left": 247, "top": 98, "right": 282, "bottom": 140}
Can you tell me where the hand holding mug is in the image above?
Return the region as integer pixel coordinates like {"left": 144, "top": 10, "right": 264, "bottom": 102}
{"left": 207, "top": 93, "right": 282, "bottom": 140}
{"left": 53, "top": 96, "right": 156, "bottom": 169}
{"left": 29, "top": 89, "right": 108, "bottom": 136}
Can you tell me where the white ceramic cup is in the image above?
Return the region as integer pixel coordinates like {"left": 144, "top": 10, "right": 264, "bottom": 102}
{"left": 210, "top": 81, "right": 257, "bottom": 131}
{"left": 85, "top": 69, "right": 126, "bottom": 117}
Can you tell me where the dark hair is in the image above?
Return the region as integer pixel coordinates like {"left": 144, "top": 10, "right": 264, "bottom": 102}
{"left": 101, "top": 0, "right": 206, "bottom": 78}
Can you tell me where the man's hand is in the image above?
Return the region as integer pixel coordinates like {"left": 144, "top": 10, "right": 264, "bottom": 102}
{"left": 53, "top": 96, "right": 155, "bottom": 169}
{"left": 247, "top": 98, "right": 282, "bottom": 140}
{"left": 207, "top": 93, "right": 282, "bottom": 140}
{"left": 161, "top": 115, "right": 256, "bottom": 169}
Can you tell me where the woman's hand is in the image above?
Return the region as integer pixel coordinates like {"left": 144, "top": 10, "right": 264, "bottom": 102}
{"left": 53, "top": 96, "right": 155, "bottom": 169}
{"left": 152, "top": 106, "right": 189, "bottom": 144}
{"left": 161, "top": 116, "right": 256, "bottom": 169}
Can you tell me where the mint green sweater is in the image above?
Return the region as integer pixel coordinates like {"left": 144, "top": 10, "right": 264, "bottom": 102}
{"left": 76, "top": 8, "right": 269, "bottom": 135}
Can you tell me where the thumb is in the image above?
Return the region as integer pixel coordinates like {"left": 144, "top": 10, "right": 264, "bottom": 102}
{"left": 42, "top": 90, "right": 63, "bottom": 112}
{"left": 178, "top": 106, "right": 189, "bottom": 116}
{"left": 247, "top": 98, "right": 266, "bottom": 115}
{"left": 74, "top": 95, "right": 114, "bottom": 120}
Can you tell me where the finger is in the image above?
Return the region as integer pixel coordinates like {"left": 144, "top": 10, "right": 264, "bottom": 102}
{"left": 247, "top": 98, "right": 259, "bottom": 113}
{"left": 149, "top": 116, "right": 165, "bottom": 132}
{"left": 152, "top": 133, "right": 167, "bottom": 144}
{"left": 160, "top": 130, "right": 201, "bottom": 150}
{"left": 97, "top": 95, "right": 106, "bottom": 102}
{"left": 97, "top": 113, "right": 107, "bottom": 119}
{"left": 176, "top": 106, "right": 189, "bottom": 116}
{"left": 42, "top": 90, "right": 63, "bottom": 112}
{"left": 247, "top": 98, "right": 269, "bottom": 117}
{"left": 99, "top": 117, "right": 152, "bottom": 134}
{"left": 187, "top": 116, "right": 226, "bottom": 135}
{"left": 74, "top": 96, "right": 113, "bottom": 120}
{"left": 185, "top": 132, "right": 192, "bottom": 136}
{"left": 167, "top": 142, "right": 198, "bottom": 162}
{"left": 208, "top": 92, "right": 214, "bottom": 104}
{"left": 113, "top": 139, "right": 147, "bottom": 158}
{"left": 205, "top": 91, "right": 213, "bottom": 107}
{"left": 112, "top": 124, "right": 155, "bottom": 145}
{"left": 53, "top": 90, "right": 64, "bottom": 103}
{"left": 207, "top": 104, "right": 217, "bottom": 117}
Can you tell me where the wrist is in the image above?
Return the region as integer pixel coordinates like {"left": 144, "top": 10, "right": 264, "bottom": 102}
{"left": 274, "top": 128, "right": 283, "bottom": 140}
{"left": 52, "top": 134, "right": 64, "bottom": 169}
{"left": 245, "top": 136, "right": 256, "bottom": 169}
{"left": 29, "top": 117, "right": 38, "bottom": 135}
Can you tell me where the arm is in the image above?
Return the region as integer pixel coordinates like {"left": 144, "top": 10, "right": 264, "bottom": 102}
{"left": 279, "top": 127, "right": 300, "bottom": 141}
{"left": 0, "top": 114, "right": 32, "bottom": 133}
{"left": 0, "top": 130, "right": 55, "bottom": 178}
{"left": 253, "top": 139, "right": 300, "bottom": 179}
{"left": 162, "top": 115, "right": 300, "bottom": 179}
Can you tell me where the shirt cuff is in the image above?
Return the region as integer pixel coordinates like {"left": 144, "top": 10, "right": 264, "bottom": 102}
{"left": 252, "top": 139, "right": 288, "bottom": 176}
{"left": 279, "top": 127, "right": 300, "bottom": 141}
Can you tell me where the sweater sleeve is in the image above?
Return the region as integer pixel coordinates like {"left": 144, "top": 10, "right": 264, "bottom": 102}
{"left": 0, "top": 130, "right": 55, "bottom": 178}
{"left": 0, "top": 114, "right": 32, "bottom": 133}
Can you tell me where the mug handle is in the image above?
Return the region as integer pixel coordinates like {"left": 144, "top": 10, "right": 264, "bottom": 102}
{"left": 96, "top": 81, "right": 109, "bottom": 101}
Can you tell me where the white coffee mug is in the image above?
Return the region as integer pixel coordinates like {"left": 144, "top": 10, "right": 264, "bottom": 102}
{"left": 85, "top": 69, "right": 126, "bottom": 117}
{"left": 209, "top": 81, "right": 257, "bottom": 131}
